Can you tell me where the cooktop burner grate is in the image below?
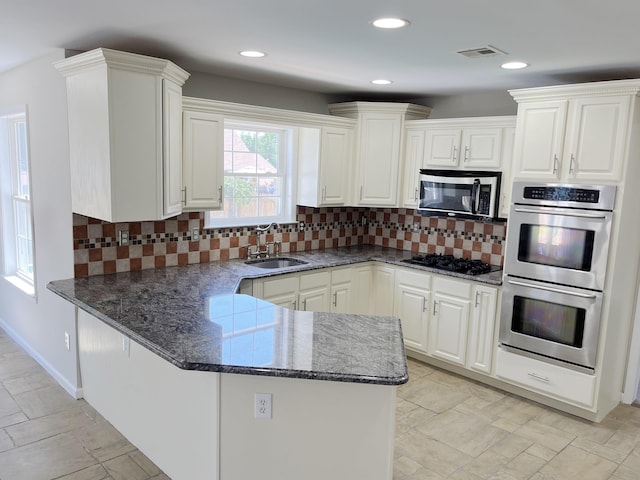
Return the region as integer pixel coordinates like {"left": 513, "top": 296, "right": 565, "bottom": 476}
{"left": 404, "top": 254, "right": 500, "bottom": 276}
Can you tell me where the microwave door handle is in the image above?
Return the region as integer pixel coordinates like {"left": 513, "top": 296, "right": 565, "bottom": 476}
{"left": 471, "top": 179, "right": 480, "bottom": 214}
{"left": 512, "top": 207, "right": 608, "bottom": 220}
{"left": 507, "top": 279, "right": 598, "bottom": 299}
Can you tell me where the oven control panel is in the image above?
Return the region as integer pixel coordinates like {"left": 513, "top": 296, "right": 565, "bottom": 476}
{"left": 512, "top": 182, "right": 616, "bottom": 211}
{"left": 523, "top": 186, "right": 600, "bottom": 203}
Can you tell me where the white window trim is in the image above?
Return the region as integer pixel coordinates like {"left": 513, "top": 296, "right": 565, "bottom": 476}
{"left": 0, "top": 107, "right": 37, "bottom": 299}
{"left": 205, "top": 122, "right": 297, "bottom": 229}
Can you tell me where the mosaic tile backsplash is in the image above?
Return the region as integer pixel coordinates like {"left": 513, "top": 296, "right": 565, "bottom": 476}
{"left": 72, "top": 207, "right": 506, "bottom": 277}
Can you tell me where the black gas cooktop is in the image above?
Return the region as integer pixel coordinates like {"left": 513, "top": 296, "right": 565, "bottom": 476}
{"left": 403, "top": 254, "right": 501, "bottom": 276}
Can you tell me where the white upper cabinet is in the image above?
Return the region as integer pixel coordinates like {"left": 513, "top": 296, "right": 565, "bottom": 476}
{"left": 401, "top": 128, "right": 426, "bottom": 207}
{"left": 421, "top": 117, "right": 515, "bottom": 170}
{"left": 56, "top": 48, "right": 190, "bottom": 223}
{"left": 298, "top": 123, "right": 355, "bottom": 207}
{"left": 510, "top": 81, "right": 640, "bottom": 183}
{"left": 182, "top": 110, "right": 224, "bottom": 211}
{"left": 329, "top": 102, "right": 431, "bottom": 207}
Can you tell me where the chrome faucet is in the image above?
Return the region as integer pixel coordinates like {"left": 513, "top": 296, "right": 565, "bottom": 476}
{"left": 247, "top": 223, "right": 279, "bottom": 258}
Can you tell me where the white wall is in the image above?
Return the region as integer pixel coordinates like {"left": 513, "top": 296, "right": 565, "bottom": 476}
{"left": 0, "top": 50, "right": 79, "bottom": 397}
{"left": 420, "top": 91, "right": 518, "bottom": 118}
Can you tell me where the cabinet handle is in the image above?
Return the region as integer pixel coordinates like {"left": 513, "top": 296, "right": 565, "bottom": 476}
{"left": 527, "top": 372, "right": 551, "bottom": 383}
{"left": 333, "top": 292, "right": 338, "bottom": 307}
{"left": 475, "top": 291, "right": 480, "bottom": 307}
{"left": 218, "top": 186, "right": 223, "bottom": 205}
{"left": 422, "top": 297, "right": 427, "bottom": 312}
{"left": 552, "top": 154, "right": 558, "bottom": 174}
{"left": 464, "top": 145, "right": 469, "bottom": 162}
{"left": 569, "top": 154, "right": 575, "bottom": 174}
{"left": 433, "top": 300, "right": 438, "bottom": 316}
{"left": 303, "top": 299, "right": 307, "bottom": 310}
{"left": 452, "top": 146, "right": 458, "bottom": 163}
{"left": 414, "top": 187, "right": 419, "bottom": 202}
{"left": 182, "top": 187, "right": 187, "bottom": 205}
{"left": 293, "top": 301, "right": 297, "bottom": 310}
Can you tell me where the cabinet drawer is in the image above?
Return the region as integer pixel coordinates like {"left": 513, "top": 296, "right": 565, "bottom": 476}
{"left": 261, "top": 275, "right": 298, "bottom": 298}
{"left": 299, "top": 270, "right": 331, "bottom": 290}
{"left": 331, "top": 267, "right": 352, "bottom": 284}
{"left": 495, "top": 348, "right": 596, "bottom": 407}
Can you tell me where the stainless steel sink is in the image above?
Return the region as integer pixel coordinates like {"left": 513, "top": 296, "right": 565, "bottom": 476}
{"left": 245, "top": 257, "right": 308, "bottom": 269}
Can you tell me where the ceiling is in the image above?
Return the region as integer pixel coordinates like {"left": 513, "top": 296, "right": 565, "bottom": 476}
{"left": 3, "top": 0, "right": 640, "bottom": 99}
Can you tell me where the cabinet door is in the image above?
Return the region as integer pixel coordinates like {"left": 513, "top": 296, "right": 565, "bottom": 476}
{"left": 512, "top": 100, "right": 568, "bottom": 180}
{"left": 330, "top": 268, "right": 353, "bottom": 314}
{"left": 461, "top": 127, "right": 503, "bottom": 169}
{"left": 467, "top": 285, "right": 498, "bottom": 374}
{"left": 394, "top": 268, "right": 431, "bottom": 353}
{"left": 499, "top": 127, "right": 516, "bottom": 218}
{"left": 182, "top": 111, "right": 224, "bottom": 211}
{"left": 319, "top": 127, "right": 352, "bottom": 205}
{"left": 563, "top": 95, "right": 630, "bottom": 182}
{"left": 424, "top": 128, "right": 461, "bottom": 167}
{"left": 373, "top": 265, "right": 396, "bottom": 316}
{"left": 429, "top": 278, "right": 471, "bottom": 366}
{"left": 352, "top": 265, "right": 373, "bottom": 314}
{"left": 163, "top": 80, "right": 184, "bottom": 217}
{"left": 299, "top": 271, "right": 331, "bottom": 312}
{"left": 402, "top": 128, "right": 426, "bottom": 207}
{"left": 258, "top": 275, "right": 299, "bottom": 309}
{"left": 355, "top": 113, "right": 402, "bottom": 206}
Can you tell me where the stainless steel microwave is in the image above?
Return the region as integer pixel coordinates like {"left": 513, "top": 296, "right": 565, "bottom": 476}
{"left": 418, "top": 169, "right": 502, "bottom": 220}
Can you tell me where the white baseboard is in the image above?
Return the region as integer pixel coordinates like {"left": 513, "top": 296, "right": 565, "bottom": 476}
{"left": 0, "top": 316, "right": 83, "bottom": 399}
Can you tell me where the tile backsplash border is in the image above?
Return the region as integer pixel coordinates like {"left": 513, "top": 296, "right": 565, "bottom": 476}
{"left": 72, "top": 207, "right": 505, "bottom": 277}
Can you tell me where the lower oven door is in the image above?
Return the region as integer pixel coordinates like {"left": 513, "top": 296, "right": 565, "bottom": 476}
{"left": 499, "top": 276, "right": 603, "bottom": 369}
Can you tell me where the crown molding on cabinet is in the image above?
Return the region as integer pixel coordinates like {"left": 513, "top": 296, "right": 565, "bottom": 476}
{"left": 509, "top": 78, "right": 640, "bottom": 102}
{"left": 55, "top": 48, "right": 190, "bottom": 86}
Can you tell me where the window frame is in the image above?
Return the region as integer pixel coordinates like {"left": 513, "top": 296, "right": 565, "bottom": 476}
{"left": 205, "top": 121, "right": 297, "bottom": 229}
{"left": 0, "top": 107, "right": 36, "bottom": 297}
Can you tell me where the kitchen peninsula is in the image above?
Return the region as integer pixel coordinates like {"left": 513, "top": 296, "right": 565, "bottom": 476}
{"left": 48, "top": 246, "right": 445, "bottom": 480}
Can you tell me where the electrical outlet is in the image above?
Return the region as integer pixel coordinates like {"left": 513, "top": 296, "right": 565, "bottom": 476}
{"left": 192, "top": 227, "right": 200, "bottom": 241}
{"left": 255, "top": 393, "right": 272, "bottom": 419}
{"left": 413, "top": 222, "right": 420, "bottom": 233}
{"left": 119, "top": 230, "right": 129, "bottom": 246}
{"left": 64, "top": 332, "right": 70, "bottom": 351}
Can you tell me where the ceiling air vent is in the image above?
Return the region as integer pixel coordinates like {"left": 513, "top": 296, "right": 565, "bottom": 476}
{"left": 457, "top": 46, "right": 507, "bottom": 59}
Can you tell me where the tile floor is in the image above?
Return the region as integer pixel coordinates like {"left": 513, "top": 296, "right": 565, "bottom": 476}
{"left": 1, "top": 326, "right": 639, "bottom": 480}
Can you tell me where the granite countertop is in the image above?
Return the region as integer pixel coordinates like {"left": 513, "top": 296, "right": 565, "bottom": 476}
{"left": 47, "top": 245, "right": 502, "bottom": 386}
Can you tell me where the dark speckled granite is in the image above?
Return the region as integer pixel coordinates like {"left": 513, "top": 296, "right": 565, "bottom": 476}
{"left": 47, "top": 245, "right": 502, "bottom": 386}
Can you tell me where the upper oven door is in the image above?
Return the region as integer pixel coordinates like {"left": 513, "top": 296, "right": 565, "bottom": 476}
{"left": 418, "top": 170, "right": 500, "bottom": 219}
{"left": 505, "top": 205, "right": 613, "bottom": 291}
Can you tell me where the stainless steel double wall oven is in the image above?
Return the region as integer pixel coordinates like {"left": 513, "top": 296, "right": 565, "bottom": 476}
{"left": 500, "top": 182, "right": 616, "bottom": 371}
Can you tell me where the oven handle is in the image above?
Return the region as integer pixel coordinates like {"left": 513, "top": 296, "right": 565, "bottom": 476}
{"left": 507, "top": 279, "right": 598, "bottom": 299}
{"left": 513, "top": 207, "right": 608, "bottom": 220}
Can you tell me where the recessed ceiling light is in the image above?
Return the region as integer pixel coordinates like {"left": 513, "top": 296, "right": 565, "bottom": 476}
{"left": 371, "top": 79, "right": 393, "bottom": 85}
{"left": 371, "top": 18, "right": 410, "bottom": 29}
{"left": 501, "top": 61, "right": 528, "bottom": 70}
{"left": 239, "top": 50, "right": 266, "bottom": 58}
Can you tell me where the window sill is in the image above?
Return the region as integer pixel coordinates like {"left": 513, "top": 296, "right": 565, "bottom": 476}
{"left": 3, "top": 275, "right": 36, "bottom": 299}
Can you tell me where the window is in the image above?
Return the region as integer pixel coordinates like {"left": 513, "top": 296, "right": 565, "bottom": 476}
{"left": 0, "top": 108, "right": 35, "bottom": 295}
{"left": 206, "top": 123, "right": 295, "bottom": 228}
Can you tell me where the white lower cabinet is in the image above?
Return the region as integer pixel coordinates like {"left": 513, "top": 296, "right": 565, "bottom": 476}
{"left": 373, "top": 265, "right": 396, "bottom": 316}
{"left": 352, "top": 264, "right": 374, "bottom": 314}
{"left": 299, "top": 271, "right": 331, "bottom": 312}
{"left": 257, "top": 274, "right": 298, "bottom": 309}
{"left": 429, "top": 277, "right": 472, "bottom": 366}
{"left": 330, "top": 267, "right": 353, "bottom": 313}
{"left": 393, "top": 267, "right": 431, "bottom": 353}
{"left": 467, "top": 284, "right": 499, "bottom": 373}
{"left": 495, "top": 348, "right": 596, "bottom": 408}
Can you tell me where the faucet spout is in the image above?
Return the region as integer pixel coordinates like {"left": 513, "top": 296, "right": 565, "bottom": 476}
{"left": 255, "top": 222, "right": 278, "bottom": 233}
